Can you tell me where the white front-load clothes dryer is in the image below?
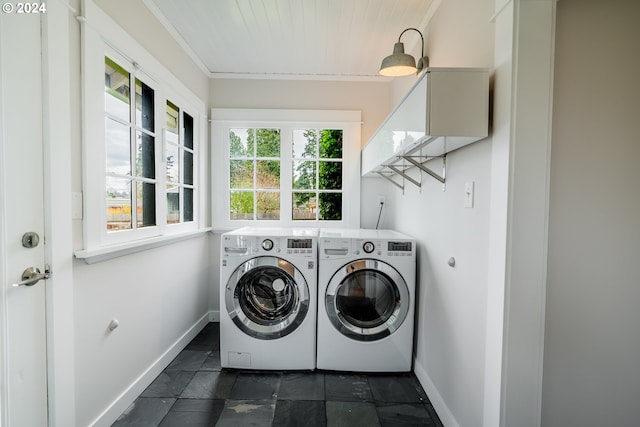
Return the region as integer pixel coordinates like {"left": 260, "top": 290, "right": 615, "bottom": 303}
{"left": 220, "top": 227, "right": 317, "bottom": 370}
{"left": 317, "top": 228, "right": 416, "bottom": 372}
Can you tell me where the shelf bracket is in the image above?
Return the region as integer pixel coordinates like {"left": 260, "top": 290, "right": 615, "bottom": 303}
{"left": 376, "top": 171, "right": 404, "bottom": 190}
{"left": 402, "top": 154, "right": 446, "bottom": 190}
{"left": 387, "top": 165, "right": 421, "bottom": 188}
{"left": 402, "top": 155, "right": 445, "bottom": 183}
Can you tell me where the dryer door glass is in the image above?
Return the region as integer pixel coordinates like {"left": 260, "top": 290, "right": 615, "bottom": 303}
{"left": 226, "top": 256, "right": 310, "bottom": 340}
{"left": 335, "top": 270, "right": 397, "bottom": 328}
{"left": 326, "top": 259, "right": 410, "bottom": 341}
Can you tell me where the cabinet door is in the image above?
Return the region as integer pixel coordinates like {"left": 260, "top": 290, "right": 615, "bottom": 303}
{"left": 428, "top": 69, "right": 489, "bottom": 137}
{"left": 362, "top": 74, "right": 428, "bottom": 175}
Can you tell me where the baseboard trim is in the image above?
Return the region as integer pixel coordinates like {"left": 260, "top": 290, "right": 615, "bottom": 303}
{"left": 413, "top": 358, "right": 459, "bottom": 427}
{"left": 90, "top": 312, "right": 212, "bottom": 427}
{"left": 209, "top": 310, "right": 220, "bottom": 322}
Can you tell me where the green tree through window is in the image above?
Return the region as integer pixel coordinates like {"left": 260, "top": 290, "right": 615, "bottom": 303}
{"left": 229, "top": 128, "right": 281, "bottom": 220}
{"left": 292, "top": 129, "right": 343, "bottom": 221}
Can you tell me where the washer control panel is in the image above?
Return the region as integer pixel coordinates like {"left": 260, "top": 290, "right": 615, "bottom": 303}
{"left": 285, "top": 238, "right": 315, "bottom": 256}
{"left": 241, "top": 237, "right": 316, "bottom": 257}
{"left": 222, "top": 235, "right": 315, "bottom": 258}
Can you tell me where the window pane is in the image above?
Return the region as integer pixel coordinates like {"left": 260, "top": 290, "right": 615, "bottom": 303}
{"left": 319, "top": 129, "right": 343, "bottom": 158}
{"left": 319, "top": 192, "right": 342, "bottom": 221}
{"left": 136, "top": 131, "right": 155, "bottom": 179}
{"left": 230, "top": 191, "right": 254, "bottom": 220}
{"left": 256, "top": 129, "right": 280, "bottom": 157}
{"left": 166, "top": 143, "right": 179, "bottom": 183}
{"left": 106, "top": 118, "right": 131, "bottom": 176}
{"left": 136, "top": 79, "right": 154, "bottom": 132}
{"left": 292, "top": 193, "right": 316, "bottom": 220}
{"left": 257, "top": 160, "right": 280, "bottom": 189}
{"left": 105, "top": 57, "right": 130, "bottom": 121}
{"left": 183, "top": 112, "right": 194, "bottom": 149}
{"left": 319, "top": 161, "right": 342, "bottom": 190}
{"left": 137, "top": 181, "right": 156, "bottom": 227}
{"left": 183, "top": 150, "right": 193, "bottom": 185}
{"left": 292, "top": 161, "right": 316, "bottom": 189}
{"left": 166, "top": 185, "right": 180, "bottom": 224}
{"left": 257, "top": 191, "right": 280, "bottom": 220}
{"left": 230, "top": 160, "right": 253, "bottom": 188}
{"left": 106, "top": 177, "right": 132, "bottom": 230}
{"left": 230, "top": 128, "right": 252, "bottom": 157}
{"left": 292, "top": 129, "right": 316, "bottom": 158}
{"left": 184, "top": 187, "right": 193, "bottom": 222}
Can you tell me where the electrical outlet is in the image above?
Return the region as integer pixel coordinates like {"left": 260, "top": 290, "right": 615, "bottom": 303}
{"left": 377, "top": 195, "right": 386, "bottom": 205}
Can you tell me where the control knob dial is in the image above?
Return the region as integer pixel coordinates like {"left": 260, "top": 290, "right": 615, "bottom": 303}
{"left": 363, "top": 241, "right": 375, "bottom": 254}
{"left": 262, "top": 239, "right": 274, "bottom": 251}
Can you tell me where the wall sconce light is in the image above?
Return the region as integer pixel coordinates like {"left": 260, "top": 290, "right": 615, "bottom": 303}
{"left": 379, "top": 28, "right": 429, "bottom": 77}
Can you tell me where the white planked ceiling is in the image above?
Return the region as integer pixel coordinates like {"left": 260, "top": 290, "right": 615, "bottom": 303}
{"left": 145, "top": 0, "right": 437, "bottom": 80}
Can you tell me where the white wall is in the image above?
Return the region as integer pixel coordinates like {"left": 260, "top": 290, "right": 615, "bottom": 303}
{"left": 361, "top": 0, "right": 495, "bottom": 425}
{"left": 542, "top": 1, "right": 640, "bottom": 425}
{"left": 68, "top": 2, "right": 212, "bottom": 425}
{"left": 73, "top": 237, "right": 210, "bottom": 426}
{"left": 209, "top": 78, "right": 391, "bottom": 145}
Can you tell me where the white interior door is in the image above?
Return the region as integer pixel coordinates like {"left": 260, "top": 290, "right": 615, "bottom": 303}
{"left": 0, "top": 11, "right": 48, "bottom": 427}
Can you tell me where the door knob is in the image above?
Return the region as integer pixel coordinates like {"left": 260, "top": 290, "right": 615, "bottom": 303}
{"left": 12, "top": 266, "right": 50, "bottom": 287}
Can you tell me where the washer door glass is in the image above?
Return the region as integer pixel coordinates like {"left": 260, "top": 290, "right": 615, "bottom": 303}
{"left": 226, "top": 256, "right": 310, "bottom": 340}
{"left": 326, "top": 259, "right": 409, "bottom": 342}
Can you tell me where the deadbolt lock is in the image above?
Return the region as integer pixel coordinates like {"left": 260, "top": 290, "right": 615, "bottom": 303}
{"left": 22, "top": 232, "right": 40, "bottom": 248}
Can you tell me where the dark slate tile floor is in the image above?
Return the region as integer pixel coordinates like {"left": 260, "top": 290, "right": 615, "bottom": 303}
{"left": 112, "top": 323, "right": 444, "bottom": 427}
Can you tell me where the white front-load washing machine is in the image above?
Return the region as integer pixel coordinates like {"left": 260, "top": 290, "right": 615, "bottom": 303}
{"left": 317, "top": 228, "right": 416, "bottom": 372}
{"left": 220, "top": 227, "right": 317, "bottom": 370}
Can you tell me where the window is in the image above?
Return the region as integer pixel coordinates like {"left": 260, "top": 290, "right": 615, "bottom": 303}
{"left": 79, "top": 0, "right": 205, "bottom": 254}
{"left": 212, "top": 109, "right": 361, "bottom": 229}
{"left": 292, "top": 129, "right": 343, "bottom": 221}
{"left": 104, "top": 57, "right": 157, "bottom": 231}
{"left": 229, "top": 128, "right": 281, "bottom": 220}
{"left": 165, "top": 100, "right": 195, "bottom": 224}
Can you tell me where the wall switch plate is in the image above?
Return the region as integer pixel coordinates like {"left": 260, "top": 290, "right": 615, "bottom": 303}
{"left": 464, "top": 181, "right": 474, "bottom": 208}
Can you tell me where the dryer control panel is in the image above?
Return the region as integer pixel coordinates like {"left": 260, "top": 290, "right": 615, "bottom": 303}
{"left": 320, "top": 237, "right": 415, "bottom": 260}
{"left": 353, "top": 239, "right": 414, "bottom": 258}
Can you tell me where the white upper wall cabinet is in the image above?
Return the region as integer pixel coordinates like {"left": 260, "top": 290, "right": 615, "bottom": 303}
{"left": 362, "top": 68, "right": 489, "bottom": 176}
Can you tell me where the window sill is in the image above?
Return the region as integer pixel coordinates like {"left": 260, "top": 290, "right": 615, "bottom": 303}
{"left": 74, "top": 228, "right": 212, "bottom": 264}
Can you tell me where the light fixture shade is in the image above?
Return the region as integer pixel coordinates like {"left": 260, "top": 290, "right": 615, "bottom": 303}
{"left": 379, "top": 42, "right": 417, "bottom": 77}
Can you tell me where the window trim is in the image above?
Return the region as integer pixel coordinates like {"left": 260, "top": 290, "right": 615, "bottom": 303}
{"left": 211, "top": 108, "right": 361, "bottom": 230}
{"left": 78, "top": 0, "right": 206, "bottom": 257}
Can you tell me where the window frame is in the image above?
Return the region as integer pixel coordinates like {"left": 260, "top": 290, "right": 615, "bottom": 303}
{"left": 104, "top": 52, "right": 160, "bottom": 235}
{"left": 80, "top": 0, "right": 206, "bottom": 254}
{"left": 164, "top": 96, "right": 199, "bottom": 230}
{"left": 211, "top": 108, "right": 361, "bottom": 230}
